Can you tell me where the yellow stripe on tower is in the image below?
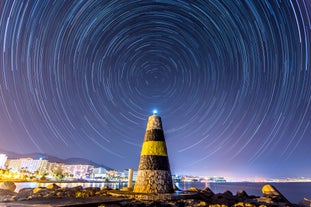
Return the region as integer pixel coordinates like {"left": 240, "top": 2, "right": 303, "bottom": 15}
{"left": 141, "top": 141, "right": 168, "bottom": 156}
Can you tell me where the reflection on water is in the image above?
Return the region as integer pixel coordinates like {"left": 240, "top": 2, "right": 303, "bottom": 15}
{"left": 175, "top": 181, "right": 211, "bottom": 190}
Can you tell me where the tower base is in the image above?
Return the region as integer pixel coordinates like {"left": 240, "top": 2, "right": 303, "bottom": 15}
{"left": 133, "top": 170, "right": 174, "bottom": 193}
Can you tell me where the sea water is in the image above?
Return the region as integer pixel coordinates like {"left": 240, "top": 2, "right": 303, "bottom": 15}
{"left": 176, "top": 181, "right": 311, "bottom": 204}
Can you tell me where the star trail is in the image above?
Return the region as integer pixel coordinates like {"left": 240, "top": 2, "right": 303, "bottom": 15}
{"left": 0, "top": 0, "right": 310, "bottom": 178}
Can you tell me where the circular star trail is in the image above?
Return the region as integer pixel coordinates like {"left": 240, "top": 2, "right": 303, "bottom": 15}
{"left": 0, "top": 0, "right": 310, "bottom": 178}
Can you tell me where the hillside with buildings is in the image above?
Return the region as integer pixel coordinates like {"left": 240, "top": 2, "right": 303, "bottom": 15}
{"left": 0, "top": 152, "right": 132, "bottom": 182}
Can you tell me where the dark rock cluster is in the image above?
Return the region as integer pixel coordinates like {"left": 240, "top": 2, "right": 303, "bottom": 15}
{"left": 117, "top": 185, "right": 296, "bottom": 207}
{"left": 0, "top": 182, "right": 309, "bottom": 207}
{"left": 14, "top": 185, "right": 103, "bottom": 201}
{"left": 0, "top": 182, "right": 110, "bottom": 202}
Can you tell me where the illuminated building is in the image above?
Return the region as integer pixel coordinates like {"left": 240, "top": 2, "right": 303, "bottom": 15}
{"left": 0, "top": 154, "right": 7, "bottom": 169}
{"left": 46, "top": 162, "right": 64, "bottom": 175}
{"left": 62, "top": 164, "right": 93, "bottom": 179}
{"left": 93, "top": 167, "right": 108, "bottom": 179}
{"left": 7, "top": 158, "right": 48, "bottom": 174}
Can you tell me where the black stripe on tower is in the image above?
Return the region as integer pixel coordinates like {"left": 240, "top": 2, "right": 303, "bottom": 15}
{"left": 144, "top": 129, "right": 165, "bottom": 141}
{"left": 138, "top": 155, "right": 171, "bottom": 171}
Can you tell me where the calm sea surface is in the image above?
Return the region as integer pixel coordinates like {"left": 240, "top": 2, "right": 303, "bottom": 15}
{"left": 14, "top": 181, "right": 311, "bottom": 204}
{"left": 176, "top": 182, "right": 311, "bottom": 204}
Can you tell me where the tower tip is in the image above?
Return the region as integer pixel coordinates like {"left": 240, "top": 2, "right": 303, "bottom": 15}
{"left": 152, "top": 109, "right": 158, "bottom": 115}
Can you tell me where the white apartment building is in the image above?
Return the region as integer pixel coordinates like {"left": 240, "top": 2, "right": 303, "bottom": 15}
{"left": 62, "top": 164, "right": 93, "bottom": 179}
{"left": 0, "top": 154, "right": 7, "bottom": 169}
{"left": 93, "top": 167, "right": 108, "bottom": 178}
{"left": 46, "top": 162, "right": 64, "bottom": 174}
{"left": 7, "top": 158, "right": 48, "bottom": 174}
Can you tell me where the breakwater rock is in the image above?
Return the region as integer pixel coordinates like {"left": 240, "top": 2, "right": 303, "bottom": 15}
{"left": 0, "top": 182, "right": 306, "bottom": 206}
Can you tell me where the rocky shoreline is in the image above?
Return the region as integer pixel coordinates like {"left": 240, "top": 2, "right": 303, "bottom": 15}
{"left": 0, "top": 181, "right": 310, "bottom": 207}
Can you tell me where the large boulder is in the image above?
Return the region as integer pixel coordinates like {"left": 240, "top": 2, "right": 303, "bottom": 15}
{"left": 201, "top": 187, "right": 215, "bottom": 197}
{"left": 74, "top": 187, "right": 101, "bottom": 198}
{"left": 0, "top": 189, "right": 16, "bottom": 202}
{"left": 33, "top": 187, "right": 46, "bottom": 194}
{"left": 262, "top": 184, "right": 280, "bottom": 197}
{"left": 236, "top": 190, "right": 249, "bottom": 201}
{"left": 55, "top": 187, "right": 76, "bottom": 198}
{"left": 261, "top": 184, "right": 290, "bottom": 203}
{"left": 299, "top": 198, "right": 311, "bottom": 207}
{"left": 83, "top": 187, "right": 101, "bottom": 197}
{"left": 31, "top": 187, "right": 56, "bottom": 199}
{"left": 46, "top": 183, "right": 60, "bottom": 190}
{"left": 0, "top": 181, "right": 16, "bottom": 192}
{"left": 15, "top": 188, "right": 33, "bottom": 201}
{"left": 212, "top": 191, "right": 237, "bottom": 206}
{"left": 187, "top": 187, "right": 200, "bottom": 192}
{"left": 56, "top": 186, "right": 84, "bottom": 198}
{"left": 198, "top": 187, "right": 214, "bottom": 203}
{"left": 222, "top": 190, "right": 235, "bottom": 200}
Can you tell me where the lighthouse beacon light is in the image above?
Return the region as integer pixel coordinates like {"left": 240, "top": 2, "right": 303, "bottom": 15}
{"left": 152, "top": 109, "right": 158, "bottom": 115}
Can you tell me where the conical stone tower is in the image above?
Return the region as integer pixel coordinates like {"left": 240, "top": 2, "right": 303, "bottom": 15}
{"left": 133, "top": 115, "right": 174, "bottom": 193}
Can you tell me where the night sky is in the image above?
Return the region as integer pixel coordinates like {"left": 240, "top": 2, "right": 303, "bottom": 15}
{"left": 1, "top": 0, "right": 310, "bottom": 179}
